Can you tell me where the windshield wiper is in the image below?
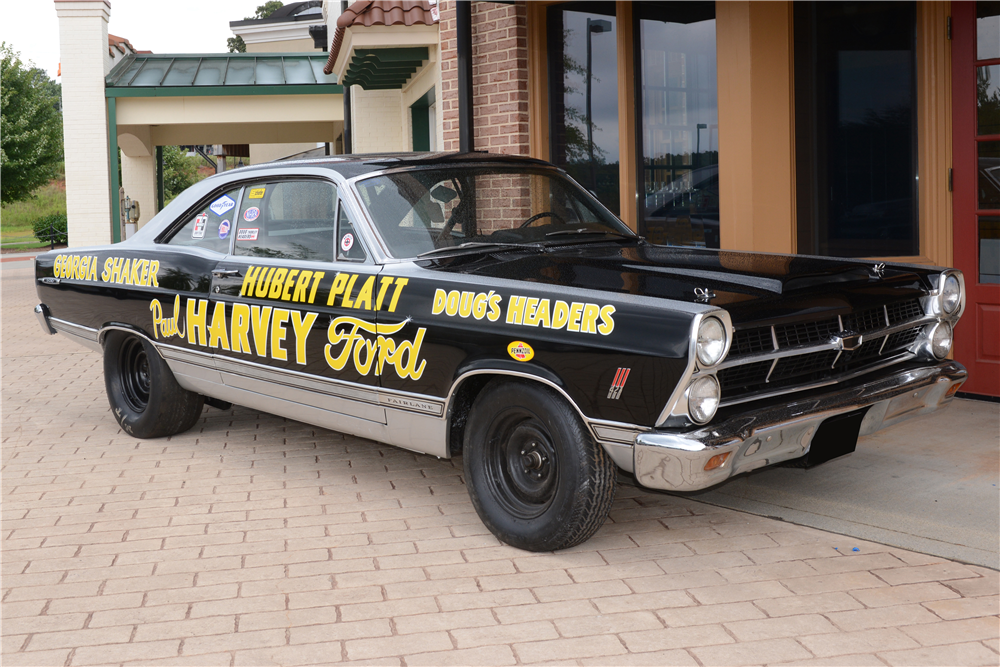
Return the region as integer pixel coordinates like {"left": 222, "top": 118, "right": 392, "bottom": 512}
{"left": 416, "top": 241, "right": 541, "bottom": 260}
{"left": 544, "top": 228, "right": 642, "bottom": 241}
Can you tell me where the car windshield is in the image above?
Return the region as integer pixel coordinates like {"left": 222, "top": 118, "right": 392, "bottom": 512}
{"left": 353, "top": 167, "right": 636, "bottom": 259}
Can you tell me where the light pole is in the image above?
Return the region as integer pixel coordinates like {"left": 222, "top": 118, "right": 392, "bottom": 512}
{"left": 586, "top": 18, "right": 612, "bottom": 192}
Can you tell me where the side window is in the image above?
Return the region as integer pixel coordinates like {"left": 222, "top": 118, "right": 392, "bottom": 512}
{"left": 337, "top": 202, "right": 368, "bottom": 261}
{"left": 234, "top": 181, "right": 335, "bottom": 262}
{"left": 165, "top": 188, "right": 241, "bottom": 253}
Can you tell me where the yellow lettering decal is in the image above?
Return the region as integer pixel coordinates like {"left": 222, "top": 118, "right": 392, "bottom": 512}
{"left": 130, "top": 258, "right": 142, "bottom": 286}
{"left": 186, "top": 298, "right": 209, "bottom": 346}
{"left": 353, "top": 276, "right": 375, "bottom": 310}
{"left": 598, "top": 305, "right": 616, "bottom": 335}
{"left": 458, "top": 292, "right": 474, "bottom": 318}
{"left": 506, "top": 295, "right": 527, "bottom": 325}
{"left": 250, "top": 305, "right": 272, "bottom": 357}
{"left": 551, "top": 300, "right": 570, "bottom": 330}
{"left": 308, "top": 271, "right": 324, "bottom": 304}
{"left": 149, "top": 295, "right": 184, "bottom": 340}
{"left": 523, "top": 297, "right": 540, "bottom": 326}
{"left": 388, "top": 278, "right": 408, "bottom": 312}
{"left": 268, "top": 269, "right": 288, "bottom": 300}
{"left": 432, "top": 288, "right": 447, "bottom": 315}
{"left": 534, "top": 299, "right": 551, "bottom": 328}
{"left": 87, "top": 256, "right": 98, "bottom": 282}
{"left": 376, "top": 277, "right": 394, "bottom": 310}
{"left": 208, "top": 302, "right": 230, "bottom": 350}
{"left": 270, "top": 308, "right": 290, "bottom": 361}
{"left": 139, "top": 259, "right": 149, "bottom": 286}
{"left": 248, "top": 187, "right": 266, "bottom": 199}
{"left": 121, "top": 259, "right": 132, "bottom": 285}
{"left": 291, "top": 270, "right": 312, "bottom": 302}
{"left": 290, "top": 310, "right": 318, "bottom": 365}
{"left": 72, "top": 256, "right": 82, "bottom": 279}
{"left": 102, "top": 257, "right": 114, "bottom": 282}
{"left": 255, "top": 267, "right": 276, "bottom": 298}
{"left": 241, "top": 266, "right": 261, "bottom": 296}
{"left": 341, "top": 274, "right": 359, "bottom": 308}
{"left": 111, "top": 257, "right": 124, "bottom": 283}
{"left": 281, "top": 269, "right": 299, "bottom": 301}
{"left": 149, "top": 260, "right": 159, "bottom": 287}
{"left": 231, "top": 303, "right": 252, "bottom": 353}
{"left": 488, "top": 293, "right": 502, "bottom": 321}
{"left": 53, "top": 255, "right": 63, "bottom": 278}
{"left": 324, "top": 317, "right": 426, "bottom": 380}
{"left": 326, "top": 272, "right": 349, "bottom": 306}
{"left": 445, "top": 290, "right": 460, "bottom": 316}
{"left": 581, "top": 303, "right": 600, "bottom": 334}
{"left": 567, "top": 302, "right": 584, "bottom": 332}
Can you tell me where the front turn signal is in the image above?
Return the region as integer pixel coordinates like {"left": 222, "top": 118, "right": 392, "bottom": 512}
{"left": 704, "top": 451, "right": 731, "bottom": 471}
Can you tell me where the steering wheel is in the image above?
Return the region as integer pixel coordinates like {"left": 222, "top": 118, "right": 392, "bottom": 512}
{"left": 519, "top": 211, "right": 564, "bottom": 228}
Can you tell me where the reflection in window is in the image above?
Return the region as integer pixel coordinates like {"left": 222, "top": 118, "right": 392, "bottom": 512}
{"left": 794, "top": 1, "right": 919, "bottom": 258}
{"left": 637, "top": 2, "right": 718, "bottom": 248}
{"left": 548, "top": 3, "right": 619, "bottom": 215}
{"left": 981, "top": 142, "right": 1000, "bottom": 210}
{"left": 234, "top": 181, "right": 336, "bottom": 262}
{"left": 981, "top": 217, "right": 1000, "bottom": 284}
{"left": 977, "top": 1, "right": 1000, "bottom": 61}
{"left": 979, "top": 65, "right": 1000, "bottom": 136}
{"left": 165, "top": 187, "right": 241, "bottom": 253}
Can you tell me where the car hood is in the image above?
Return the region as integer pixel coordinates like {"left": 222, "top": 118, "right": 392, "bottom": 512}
{"left": 419, "top": 242, "right": 938, "bottom": 327}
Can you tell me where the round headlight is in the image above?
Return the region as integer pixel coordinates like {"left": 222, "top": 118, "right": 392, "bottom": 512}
{"left": 941, "top": 274, "right": 961, "bottom": 314}
{"left": 931, "top": 321, "right": 953, "bottom": 359}
{"left": 696, "top": 317, "right": 727, "bottom": 367}
{"left": 688, "top": 375, "right": 721, "bottom": 424}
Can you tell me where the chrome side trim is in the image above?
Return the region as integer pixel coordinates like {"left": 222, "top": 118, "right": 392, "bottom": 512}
{"left": 51, "top": 317, "right": 102, "bottom": 352}
{"left": 35, "top": 304, "right": 57, "bottom": 335}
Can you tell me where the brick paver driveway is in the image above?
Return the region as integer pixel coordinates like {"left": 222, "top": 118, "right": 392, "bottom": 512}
{"left": 3, "top": 261, "right": 998, "bottom": 666}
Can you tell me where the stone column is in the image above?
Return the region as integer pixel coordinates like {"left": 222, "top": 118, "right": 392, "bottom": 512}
{"left": 118, "top": 126, "right": 156, "bottom": 230}
{"left": 55, "top": 0, "right": 113, "bottom": 247}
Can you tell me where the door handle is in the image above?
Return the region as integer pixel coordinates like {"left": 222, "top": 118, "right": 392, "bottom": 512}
{"left": 212, "top": 269, "right": 241, "bottom": 278}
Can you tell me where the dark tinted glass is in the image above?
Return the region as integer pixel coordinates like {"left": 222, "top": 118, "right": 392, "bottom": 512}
{"left": 636, "top": 2, "right": 718, "bottom": 248}
{"left": 979, "top": 65, "right": 1000, "bottom": 136}
{"left": 981, "top": 217, "right": 1000, "bottom": 284}
{"left": 548, "top": 2, "right": 620, "bottom": 215}
{"left": 794, "top": 2, "right": 919, "bottom": 258}
{"left": 234, "top": 181, "right": 336, "bottom": 262}
{"left": 977, "top": 1, "right": 1000, "bottom": 60}
{"left": 165, "top": 187, "right": 241, "bottom": 253}
{"left": 981, "top": 142, "right": 1000, "bottom": 210}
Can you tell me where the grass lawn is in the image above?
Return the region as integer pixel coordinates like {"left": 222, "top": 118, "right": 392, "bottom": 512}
{"left": 1, "top": 179, "right": 67, "bottom": 251}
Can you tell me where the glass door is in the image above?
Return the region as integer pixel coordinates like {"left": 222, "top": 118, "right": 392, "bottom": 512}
{"left": 953, "top": 0, "right": 1000, "bottom": 396}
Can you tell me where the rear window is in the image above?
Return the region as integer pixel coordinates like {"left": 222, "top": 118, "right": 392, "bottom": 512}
{"left": 234, "top": 181, "right": 336, "bottom": 262}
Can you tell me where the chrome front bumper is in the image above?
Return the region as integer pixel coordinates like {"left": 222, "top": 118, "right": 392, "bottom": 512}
{"left": 633, "top": 360, "right": 967, "bottom": 492}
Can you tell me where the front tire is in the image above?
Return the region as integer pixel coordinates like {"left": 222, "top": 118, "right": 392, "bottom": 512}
{"left": 463, "top": 379, "right": 617, "bottom": 551}
{"left": 103, "top": 331, "right": 204, "bottom": 439}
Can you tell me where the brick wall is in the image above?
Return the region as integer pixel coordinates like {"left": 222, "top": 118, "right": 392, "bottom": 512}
{"left": 439, "top": 1, "right": 529, "bottom": 155}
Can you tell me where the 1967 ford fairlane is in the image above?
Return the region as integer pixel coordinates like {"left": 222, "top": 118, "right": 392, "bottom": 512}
{"left": 34, "top": 153, "right": 967, "bottom": 551}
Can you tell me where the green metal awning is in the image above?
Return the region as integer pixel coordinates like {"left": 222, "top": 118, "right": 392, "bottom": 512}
{"left": 342, "top": 47, "right": 429, "bottom": 90}
{"left": 105, "top": 53, "right": 342, "bottom": 97}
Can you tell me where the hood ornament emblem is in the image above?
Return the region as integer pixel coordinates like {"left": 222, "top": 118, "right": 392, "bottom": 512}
{"left": 871, "top": 262, "right": 886, "bottom": 279}
{"left": 693, "top": 287, "right": 715, "bottom": 303}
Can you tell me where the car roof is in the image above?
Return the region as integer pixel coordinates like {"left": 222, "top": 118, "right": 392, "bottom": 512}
{"left": 230, "top": 151, "right": 555, "bottom": 180}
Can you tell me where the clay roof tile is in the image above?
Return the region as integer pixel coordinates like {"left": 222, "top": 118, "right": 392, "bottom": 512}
{"left": 324, "top": 0, "right": 437, "bottom": 75}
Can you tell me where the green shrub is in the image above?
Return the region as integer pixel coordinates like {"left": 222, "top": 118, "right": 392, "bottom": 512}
{"left": 32, "top": 213, "right": 67, "bottom": 245}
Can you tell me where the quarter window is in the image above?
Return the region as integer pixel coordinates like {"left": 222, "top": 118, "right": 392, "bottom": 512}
{"left": 233, "top": 181, "right": 336, "bottom": 262}
{"left": 165, "top": 187, "right": 241, "bottom": 253}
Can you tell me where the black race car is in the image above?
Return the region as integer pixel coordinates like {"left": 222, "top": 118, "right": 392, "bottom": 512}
{"left": 34, "top": 153, "right": 967, "bottom": 551}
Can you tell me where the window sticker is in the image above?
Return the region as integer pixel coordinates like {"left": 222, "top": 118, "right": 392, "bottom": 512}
{"left": 218, "top": 219, "right": 231, "bottom": 239}
{"left": 237, "top": 228, "right": 259, "bottom": 241}
{"left": 243, "top": 206, "right": 261, "bottom": 222}
{"left": 248, "top": 187, "right": 266, "bottom": 199}
{"left": 192, "top": 213, "right": 208, "bottom": 239}
{"left": 340, "top": 233, "right": 354, "bottom": 252}
{"left": 209, "top": 194, "right": 236, "bottom": 216}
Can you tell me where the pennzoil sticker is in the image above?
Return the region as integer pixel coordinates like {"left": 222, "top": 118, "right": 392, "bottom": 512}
{"left": 248, "top": 187, "right": 266, "bottom": 199}
{"left": 507, "top": 341, "right": 534, "bottom": 362}
{"left": 243, "top": 207, "right": 261, "bottom": 222}
{"left": 237, "top": 228, "right": 259, "bottom": 241}
{"left": 192, "top": 213, "right": 208, "bottom": 239}
{"left": 209, "top": 194, "right": 236, "bottom": 216}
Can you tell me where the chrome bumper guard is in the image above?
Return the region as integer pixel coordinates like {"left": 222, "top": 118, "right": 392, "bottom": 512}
{"left": 633, "top": 360, "right": 967, "bottom": 493}
{"left": 35, "top": 304, "right": 56, "bottom": 335}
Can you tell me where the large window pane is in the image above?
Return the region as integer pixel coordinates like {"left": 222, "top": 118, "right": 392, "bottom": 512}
{"left": 980, "top": 141, "right": 1000, "bottom": 210}
{"left": 794, "top": 2, "right": 919, "bottom": 258}
{"left": 977, "top": 1, "right": 1000, "bottom": 60}
{"left": 637, "top": 2, "right": 718, "bottom": 248}
{"left": 979, "top": 65, "right": 1000, "bottom": 136}
{"left": 548, "top": 3, "right": 619, "bottom": 215}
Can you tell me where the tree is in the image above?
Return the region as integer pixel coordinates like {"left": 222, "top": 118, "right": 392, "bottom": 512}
{"left": 228, "top": 1, "right": 285, "bottom": 52}
{"left": 1, "top": 43, "right": 64, "bottom": 205}
{"left": 161, "top": 146, "right": 200, "bottom": 204}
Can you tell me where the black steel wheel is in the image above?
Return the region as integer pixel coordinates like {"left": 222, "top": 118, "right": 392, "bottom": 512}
{"left": 103, "top": 331, "right": 204, "bottom": 439}
{"left": 463, "top": 379, "right": 617, "bottom": 551}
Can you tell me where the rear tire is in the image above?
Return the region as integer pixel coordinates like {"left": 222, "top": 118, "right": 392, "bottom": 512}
{"left": 463, "top": 379, "right": 617, "bottom": 551}
{"left": 103, "top": 331, "right": 204, "bottom": 439}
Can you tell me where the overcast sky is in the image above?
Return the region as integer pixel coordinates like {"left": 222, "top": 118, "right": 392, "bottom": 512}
{"left": 1, "top": 1, "right": 258, "bottom": 80}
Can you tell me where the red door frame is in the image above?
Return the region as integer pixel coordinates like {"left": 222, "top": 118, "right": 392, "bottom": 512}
{"left": 952, "top": 1, "right": 1000, "bottom": 397}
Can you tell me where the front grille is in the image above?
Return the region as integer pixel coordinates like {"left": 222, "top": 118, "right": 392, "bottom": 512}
{"left": 720, "top": 298, "right": 926, "bottom": 402}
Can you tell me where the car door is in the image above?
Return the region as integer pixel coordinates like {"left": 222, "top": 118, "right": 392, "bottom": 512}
{"left": 207, "top": 178, "right": 387, "bottom": 425}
